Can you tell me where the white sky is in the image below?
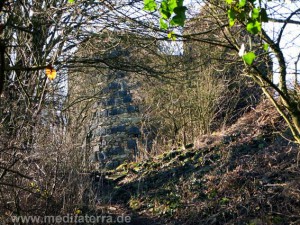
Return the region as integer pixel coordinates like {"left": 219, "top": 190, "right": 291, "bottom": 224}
{"left": 263, "top": 1, "right": 300, "bottom": 84}
{"left": 184, "top": 0, "right": 300, "bottom": 85}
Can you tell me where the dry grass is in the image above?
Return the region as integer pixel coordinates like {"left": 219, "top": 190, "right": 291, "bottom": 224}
{"left": 94, "top": 99, "right": 300, "bottom": 225}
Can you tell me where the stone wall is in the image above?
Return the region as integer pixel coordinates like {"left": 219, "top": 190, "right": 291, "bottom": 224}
{"left": 89, "top": 70, "right": 141, "bottom": 170}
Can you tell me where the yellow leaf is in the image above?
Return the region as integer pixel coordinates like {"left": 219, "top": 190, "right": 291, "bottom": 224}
{"left": 74, "top": 209, "right": 82, "bottom": 214}
{"left": 167, "top": 31, "right": 176, "bottom": 41}
{"left": 45, "top": 66, "right": 57, "bottom": 80}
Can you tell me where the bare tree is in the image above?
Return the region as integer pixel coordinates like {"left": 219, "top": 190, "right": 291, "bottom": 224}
{"left": 0, "top": 0, "right": 164, "bottom": 219}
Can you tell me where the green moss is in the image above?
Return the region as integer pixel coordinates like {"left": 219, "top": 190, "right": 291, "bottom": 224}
{"left": 129, "top": 197, "right": 142, "bottom": 210}
{"left": 271, "top": 215, "right": 284, "bottom": 224}
{"left": 219, "top": 197, "right": 230, "bottom": 205}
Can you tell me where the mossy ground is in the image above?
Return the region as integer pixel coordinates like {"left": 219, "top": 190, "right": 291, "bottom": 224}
{"left": 86, "top": 100, "right": 300, "bottom": 225}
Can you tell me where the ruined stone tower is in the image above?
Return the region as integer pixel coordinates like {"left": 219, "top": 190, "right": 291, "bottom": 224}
{"left": 88, "top": 69, "right": 141, "bottom": 170}
{"left": 68, "top": 31, "right": 156, "bottom": 170}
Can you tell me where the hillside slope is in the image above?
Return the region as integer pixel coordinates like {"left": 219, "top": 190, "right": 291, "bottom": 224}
{"left": 88, "top": 99, "right": 300, "bottom": 225}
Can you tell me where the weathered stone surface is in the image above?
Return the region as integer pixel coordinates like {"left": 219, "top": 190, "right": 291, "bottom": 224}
{"left": 107, "top": 146, "right": 124, "bottom": 155}
{"left": 111, "top": 125, "right": 126, "bottom": 134}
{"left": 117, "top": 90, "right": 127, "bottom": 97}
{"left": 128, "top": 126, "right": 140, "bottom": 136}
{"left": 87, "top": 69, "right": 141, "bottom": 170}
{"left": 127, "top": 105, "right": 138, "bottom": 113}
{"left": 123, "top": 95, "right": 132, "bottom": 103}
{"left": 116, "top": 71, "right": 125, "bottom": 78}
{"left": 109, "top": 82, "right": 120, "bottom": 90}
{"left": 127, "top": 139, "right": 137, "bottom": 149}
{"left": 106, "top": 98, "right": 115, "bottom": 106}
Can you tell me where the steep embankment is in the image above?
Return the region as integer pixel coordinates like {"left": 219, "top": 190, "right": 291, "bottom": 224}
{"left": 91, "top": 100, "right": 300, "bottom": 225}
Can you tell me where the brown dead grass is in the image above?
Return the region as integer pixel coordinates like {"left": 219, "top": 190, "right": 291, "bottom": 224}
{"left": 94, "top": 98, "right": 300, "bottom": 225}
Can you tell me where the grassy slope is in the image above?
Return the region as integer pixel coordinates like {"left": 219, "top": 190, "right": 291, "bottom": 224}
{"left": 92, "top": 100, "right": 300, "bottom": 225}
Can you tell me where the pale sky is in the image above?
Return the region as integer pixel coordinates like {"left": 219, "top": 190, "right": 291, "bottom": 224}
{"left": 184, "top": 0, "right": 300, "bottom": 84}
{"left": 263, "top": 1, "right": 300, "bottom": 84}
